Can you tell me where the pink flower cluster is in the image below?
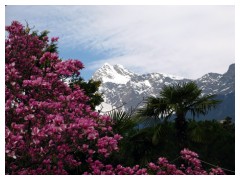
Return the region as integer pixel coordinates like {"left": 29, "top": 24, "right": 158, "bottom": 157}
{"left": 5, "top": 21, "right": 225, "bottom": 175}
{"left": 144, "top": 149, "right": 225, "bottom": 175}
{"left": 97, "top": 134, "right": 122, "bottom": 157}
{"left": 147, "top": 157, "right": 184, "bottom": 175}
{"left": 5, "top": 21, "right": 119, "bottom": 175}
{"left": 180, "top": 148, "right": 225, "bottom": 175}
{"left": 81, "top": 149, "right": 225, "bottom": 175}
{"left": 84, "top": 158, "right": 148, "bottom": 175}
{"left": 55, "top": 60, "right": 83, "bottom": 77}
{"left": 180, "top": 148, "right": 206, "bottom": 174}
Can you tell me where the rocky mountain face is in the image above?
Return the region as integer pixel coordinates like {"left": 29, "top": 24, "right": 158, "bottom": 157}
{"left": 195, "top": 64, "right": 234, "bottom": 95}
{"left": 92, "top": 63, "right": 235, "bottom": 121}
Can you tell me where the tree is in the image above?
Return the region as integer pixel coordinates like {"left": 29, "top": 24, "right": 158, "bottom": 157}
{"left": 139, "top": 82, "right": 221, "bottom": 149}
{"left": 5, "top": 21, "right": 121, "bottom": 174}
{"left": 5, "top": 21, "right": 224, "bottom": 175}
{"left": 69, "top": 77, "right": 104, "bottom": 110}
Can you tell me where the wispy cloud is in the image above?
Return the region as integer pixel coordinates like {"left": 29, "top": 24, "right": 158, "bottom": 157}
{"left": 6, "top": 5, "right": 234, "bottom": 79}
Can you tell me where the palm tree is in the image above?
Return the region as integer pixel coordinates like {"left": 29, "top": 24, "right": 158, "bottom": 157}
{"left": 138, "top": 81, "right": 221, "bottom": 149}
{"left": 108, "top": 110, "right": 139, "bottom": 137}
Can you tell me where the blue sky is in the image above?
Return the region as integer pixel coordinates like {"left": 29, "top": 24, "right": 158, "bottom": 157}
{"left": 5, "top": 5, "right": 234, "bottom": 80}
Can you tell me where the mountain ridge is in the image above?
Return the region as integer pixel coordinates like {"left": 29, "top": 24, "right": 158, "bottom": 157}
{"left": 93, "top": 63, "right": 235, "bottom": 121}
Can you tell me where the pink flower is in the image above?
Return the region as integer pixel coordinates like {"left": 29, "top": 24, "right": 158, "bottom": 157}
{"left": 24, "top": 114, "right": 35, "bottom": 121}
{"left": 31, "top": 127, "right": 40, "bottom": 136}
{"left": 51, "top": 37, "right": 59, "bottom": 42}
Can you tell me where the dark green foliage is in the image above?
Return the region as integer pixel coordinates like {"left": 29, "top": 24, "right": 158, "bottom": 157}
{"left": 109, "top": 82, "right": 233, "bottom": 173}
{"left": 112, "top": 118, "right": 234, "bottom": 174}
{"left": 139, "top": 82, "right": 221, "bottom": 119}
{"left": 109, "top": 110, "right": 178, "bottom": 167}
{"left": 106, "top": 110, "right": 141, "bottom": 166}
{"left": 30, "top": 28, "right": 58, "bottom": 53}
{"left": 138, "top": 81, "right": 221, "bottom": 149}
{"left": 108, "top": 111, "right": 138, "bottom": 137}
{"left": 69, "top": 77, "right": 103, "bottom": 110}
{"left": 186, "top": 120, "right": 235, "bottom": 174}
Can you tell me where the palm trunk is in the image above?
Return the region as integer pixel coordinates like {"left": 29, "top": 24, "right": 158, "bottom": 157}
{"left": 175, "top": 112, "right": 187, "bottom": 151}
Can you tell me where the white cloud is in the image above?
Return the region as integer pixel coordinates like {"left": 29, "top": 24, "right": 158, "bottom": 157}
{"left": 6, "top": 5, "right": 234, "bottom": 79}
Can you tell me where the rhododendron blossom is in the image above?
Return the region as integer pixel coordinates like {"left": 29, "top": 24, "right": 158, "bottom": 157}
{"left": 5, "top": 21, "right": 225, "bottom": 175}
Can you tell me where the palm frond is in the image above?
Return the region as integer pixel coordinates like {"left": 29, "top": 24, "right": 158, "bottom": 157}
{"left": 108, "top": 110, "right": 140, "bottom": 136}
{"left": 138, "top": 96, "right": 172, "bottom": 119}
{"left": 189, "top": 94, "right": 222, "bottom": 117}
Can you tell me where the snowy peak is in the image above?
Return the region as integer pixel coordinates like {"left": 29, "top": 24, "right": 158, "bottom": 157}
{"left": 101, "top": 63, "right": 114, "bottom": 72}
{"left": 113, "top": 64, "right": 136, "bottom": 77}
{"left": 93, "top": 63, "right": 234, "bottom": 120}
{"left": 197, "top": 73, "right": 223, "bottom": 83}
{"left": 92, "top": 63, "right": 186, "bottom": 85}
{"left": 92, "top": 63, "right": 137, "bottom": 84}
{"left": 159, "top": 73, "right": 185, "bottom": 80}
{"left": 195, "top": 64, "right": 235, "bottom": 95}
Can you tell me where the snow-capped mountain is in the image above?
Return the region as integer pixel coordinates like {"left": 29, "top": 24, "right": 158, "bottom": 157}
{"left": 92, "top": 63, "right": 235, "bottom": 120}
{"left": 92, "top": 63, "right": 137, "bottom": 84}
{"left": 195, "top": 63, "right": 235, "bottom": 95}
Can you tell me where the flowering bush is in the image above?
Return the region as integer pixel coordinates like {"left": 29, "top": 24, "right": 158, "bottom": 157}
{"left": 78, "top": 148, "right": 225, "bottom": 175}
{"left": 5, "top": 21, "right": 225, "bottom": 175}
